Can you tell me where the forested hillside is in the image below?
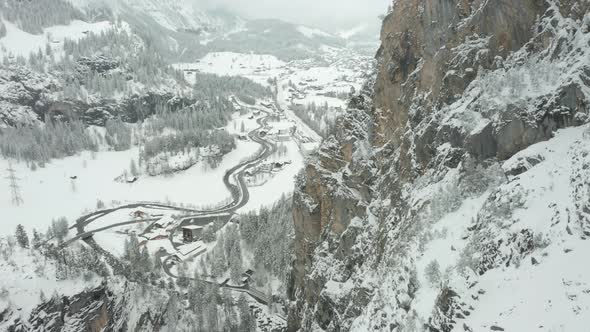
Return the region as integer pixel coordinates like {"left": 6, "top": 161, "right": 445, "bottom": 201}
{"left": 0, "top": 0, "right": 84, "bottom": 34}
{"left": 0, "top": 0, "right": 271, "bottom": 175}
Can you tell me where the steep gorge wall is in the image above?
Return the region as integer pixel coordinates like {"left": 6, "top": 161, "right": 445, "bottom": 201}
{"left": 289, "top": 0, "right": 590, "bottom": 330}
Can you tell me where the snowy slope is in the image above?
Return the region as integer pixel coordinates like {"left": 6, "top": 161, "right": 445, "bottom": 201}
{"left": 0, "top": 243, "right": 100, "bottom": 321}
{"left": 0, "top": 19, "right": 114, "bottom": 58}
{"left": 71, "top": 0, "right": 234, "bottom": 33}
{"left": 175, "top": 52, "right": 286, "bottom": 86}
{"left": 414, "top": 125, "right": 590, "bottom": 331}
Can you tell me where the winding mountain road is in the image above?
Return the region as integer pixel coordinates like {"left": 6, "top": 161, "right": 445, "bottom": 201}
{"left": 68, "top": 102, "right": 277, "bottom": 305}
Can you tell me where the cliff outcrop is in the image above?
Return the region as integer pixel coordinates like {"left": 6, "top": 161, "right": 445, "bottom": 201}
{"left": 290, "top": 1, "right": 590, "bottom": 330}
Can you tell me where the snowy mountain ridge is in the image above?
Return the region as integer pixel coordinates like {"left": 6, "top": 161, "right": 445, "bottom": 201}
{"left": 70, "top": 0, "right": 239, "bottom": 33}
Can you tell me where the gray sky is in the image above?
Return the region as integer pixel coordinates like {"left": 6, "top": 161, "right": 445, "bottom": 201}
{"left": 195, "top": 0, "right": 389, "bottom": 31}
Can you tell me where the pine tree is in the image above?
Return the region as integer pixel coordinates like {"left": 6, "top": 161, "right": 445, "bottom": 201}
{"left": 130, "top": 159, "right": 139, "bottom": 177}
{"left": 199, "top": 257, "right": 208, "bottom": 277}
{"left": 205, "top": 285, "right": 219, "bottom": 331}
{"left": 96, "top": 199, "right": 105, "bottom": 209}
{"left": 0, "top": 22, "right": 6, "bottom": 38}
{"left": 31, "top": 228, "right": 42, "bottom": 248}
{"left": 177, "top": 262, "right": 190, "bottom": 288}
{"left": 238, "top": 294, "right": 255, "bottom": 332}
{"left": 139, "top": 246, "right": 152, "bottom": 277}
{"left": 52, "top": 217, "right": 69, "bottom": 242}
{"left": 166, "top": 292, "right": 179, "bottom": 331}
{"left": 229, "top": 241, "right": 242, "bottom": 283}
{"left": 15, "top": 224, "right": 29, "bottom": 248}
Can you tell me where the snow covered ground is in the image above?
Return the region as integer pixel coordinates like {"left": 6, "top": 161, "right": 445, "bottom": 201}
{"left": 240, "top": 140, "right": 304, "bottom": 213}
{"left": 0, "top": 19, "right": 116, "bottom": 59}
{"left": 404, "top": 125, "right": 590, "bottom": 331}
{"left": 0, "top": 139, "right": 259, "bottom": 237}
{"left": 0, "top": 244, "right": 100, "bottom": 320}
{"left": 175, "top": 52, "right": 286, "bottom": 86}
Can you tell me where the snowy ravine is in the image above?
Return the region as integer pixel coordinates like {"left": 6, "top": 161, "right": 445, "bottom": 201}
{"left": 288, "top": 0, "right": 590, "bottom": 331}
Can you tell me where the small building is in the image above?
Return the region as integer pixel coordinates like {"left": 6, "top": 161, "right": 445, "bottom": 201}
{"left": 240, "top": 269, "right": 255, "bottom": 284}
{"left": 182, "top": 225, "right": 203, "bottom": 243}
{"left": 277, "top": 134, "right": 291, "bottom": 142}
{"left": 154, "top": 215, "right": 174, "bottom": 229}
{"left": 133, "top": 210, "right": 148, "bottom": 219}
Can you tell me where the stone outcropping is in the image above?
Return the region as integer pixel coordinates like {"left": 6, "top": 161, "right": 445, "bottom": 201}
{"left": 2, "top": 282, "right": 166, "bottom": 332}
{"left": 0, "top": 66, "right": 194, "bottom": 128}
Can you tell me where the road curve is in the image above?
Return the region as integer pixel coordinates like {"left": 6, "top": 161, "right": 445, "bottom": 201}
{"left": 68, "top": 102, "right": 277, "bottom": 305}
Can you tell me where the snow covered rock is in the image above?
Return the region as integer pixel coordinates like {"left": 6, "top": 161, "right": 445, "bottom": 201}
{"left": 0, "top": 65, "right": 196, "bottom": 128}
{"left": 3, "top": 281, "right": 168, "bottom": 331}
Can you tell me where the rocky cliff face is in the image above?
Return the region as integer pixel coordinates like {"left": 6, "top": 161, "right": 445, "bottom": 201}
{"left": 289, "top": 0, "right": 590, "bottom": 331}
{"left": 0, "top": 64, "right": 193, "bottom": 128}
{"left": 1, "top": 281, "right": 167, "bottom": 332}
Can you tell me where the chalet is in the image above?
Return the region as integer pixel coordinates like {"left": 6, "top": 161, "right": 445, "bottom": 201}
{"left": 133, "top": 210, "right": 148, "bottom": 218}
{"left": 274, "top": 161, "right": 291, "bottom": 169}
{"left": 154, "top": 215, "right": 174, "bottom": 228}
{"left": 182, "top": 225, "right": 203, "bottom": 243}
{"left": 240, "top": 269, "right": 255, "bottom": 284}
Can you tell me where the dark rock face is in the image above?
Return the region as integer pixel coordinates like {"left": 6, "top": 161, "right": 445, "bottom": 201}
{"left": 4, "top": 283, "right": 164, "bottom": 332}
{"left": 504, "top": 154, "right": 544, "bottom": 177}
{"left": 289, "top": 103, "right": 375, "bottom": 331}
{"left": 77, "top": 55, "right": 120, "bottom": 74}
{"left": 0, "top": 66, "right": 194, "bottom": 128}
{"left": 427, "top": 288, "right": 464, "bottom": 332}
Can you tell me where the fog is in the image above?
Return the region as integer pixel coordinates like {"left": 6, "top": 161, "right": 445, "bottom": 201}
{"left": 195, "top": 0, "right": 389, "bottom": 31}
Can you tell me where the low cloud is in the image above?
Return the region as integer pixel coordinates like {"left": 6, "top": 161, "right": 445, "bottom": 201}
{"left": 194, "top": 0, "right": 389, "bottom": 31}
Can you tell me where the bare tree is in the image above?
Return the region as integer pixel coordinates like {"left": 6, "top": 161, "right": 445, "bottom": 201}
{"left": 6, "top": 162, "right": 23, "bottom": 206}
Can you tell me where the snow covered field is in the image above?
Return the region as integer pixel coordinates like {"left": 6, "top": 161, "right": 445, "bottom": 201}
{"left": 0, "top": 139, "right": 259, "bottom": 236}
{"left": 0, "top": 19, "right": 116, "bottom": 59}
{"left": 240, "top": 140, "right": 304, "bottom": 213}
{"left": 175, "top": 52, "right": 286, "bottom": 86}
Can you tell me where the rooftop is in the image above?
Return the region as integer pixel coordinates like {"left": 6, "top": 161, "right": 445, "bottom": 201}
{"left": 182, "top": 225, "right": 203, "bottom": 230}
